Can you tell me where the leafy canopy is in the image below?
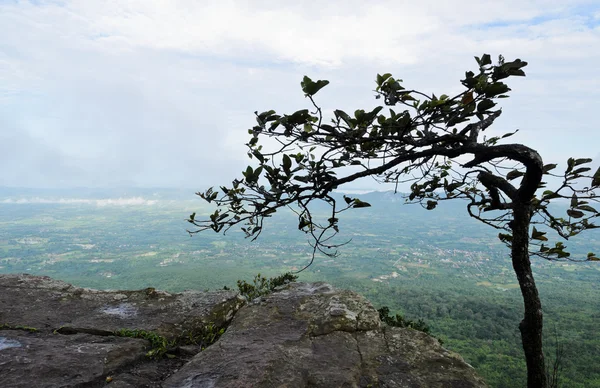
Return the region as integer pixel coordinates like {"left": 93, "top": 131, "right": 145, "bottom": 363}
{"left": 189, "top": 54, "right": 599, "bottom": 267}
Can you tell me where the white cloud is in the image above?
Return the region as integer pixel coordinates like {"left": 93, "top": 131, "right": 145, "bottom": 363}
{"left": 1, "top": 197, "right": 158, "bottom": 206}
{"left": 0, "top": 0, "right": 598, "bottom": 191}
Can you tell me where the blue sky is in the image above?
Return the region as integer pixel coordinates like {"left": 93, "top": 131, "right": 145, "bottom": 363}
{"left": 1, "top": 0, "right": 599, "bottom": 191}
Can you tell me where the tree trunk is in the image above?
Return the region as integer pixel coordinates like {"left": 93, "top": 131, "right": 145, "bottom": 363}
{"left": 512, "top": 202, "right": 547, "bottom": 388}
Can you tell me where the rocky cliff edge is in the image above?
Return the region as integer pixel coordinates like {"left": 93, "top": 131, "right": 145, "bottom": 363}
{"left": 0, "top": 274, "right": 486, "bottom": 388}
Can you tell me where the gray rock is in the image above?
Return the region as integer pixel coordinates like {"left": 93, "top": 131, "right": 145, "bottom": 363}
{"left": 164, "top": 282, "right": 487, "bottom": 388}
{"left": 0, "top": 275, "right": 486, "bottom": 388}
{"left": 0, "top": 273, "right": 244, "bottom": 387}
{"left": 0, "top": 274, "right": 244, "bottom": 338}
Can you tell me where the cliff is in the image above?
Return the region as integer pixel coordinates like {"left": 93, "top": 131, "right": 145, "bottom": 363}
{"left": 0, "top": 274, "right": 486, "bottom": 387}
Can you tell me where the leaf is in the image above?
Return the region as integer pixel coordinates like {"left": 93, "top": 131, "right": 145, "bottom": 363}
{"left": 591, "top": 166, "right": 600, "bottom": 187}
{"left": 353, "top": 199, "right": 372, "bottom": 208}
{"left": 484, "top": 82, "right": 511, "bottom": 97}
{"left": 501, "top": 130, "right": 519, "bottom": 139}
{"left": 574, "top": 158, "right": 592, "bottom": 166}
{"left": 301, "top": 76, "right": 330, "bottom": 96}
{"left": 461, "top": 72, "right": 477, "bottom": 88}
{"left": 298, "top": 217, "right": 310, "bottom": 230}
{"left": 531, "top": 227, "right": 548, "bottom": 241}
{"left": 282, "top": 154, "right": 292, "bottom": 173}
{"left": 446, "top": 182, "right": 462, "bottom": 193}
{"left": 477, "top": 99, "right": 496, "bottom": 113}
{"left": 480, "top": 54, "right": 492, "bottom": 66}
{"left": 587, "top": 252, "right": 599, "bottom": 261}
{"left": 570, "top": 167, "right": 591, "bottom": 175}
{"left": 253, "top": 166, "right": 263, "bottom": 182}
{"left": 542, "top": 190, "right": 558, "bottom": 200}
{"left": 243, "top": 166, "right": 254, "bottom": 181}
{"left": 501, "top": 59, "right": 528, "bottom": 77}
{"left": 567, "top": 209, "right": 585, "bottom": 219}
{"left": 571, "top": 194, "right": 578, "bottom": 208}
{"left": 506, "top": 170, "right": 525, "bottom": 180}
{"left": 461, "top": 91, "right": 474, "bottom": 105}
{"left": 334, "top": 110, "right": 356, "bottom": 128}
{"left": 288, "top": 109, "right": 311, "bottom": 125}
{"left": 426, "top": 200, "right": 437, "bottom": 210}
{"left": 400, "top": 93, "right": 416, "bottom": 101}
{"left": 542, "top": 164, "right": 557, "bottom": 174}
{"left": 252, "top": 150, "right": 265, "bottom": 163}
{"left": 577, "top": 205, "right": 598, "bottom": 213}
{"left": 343, "top": 195, "right": 353, "bottom": 205}
{"left": 376, "top": 73, "right": 392, "bottom": 86}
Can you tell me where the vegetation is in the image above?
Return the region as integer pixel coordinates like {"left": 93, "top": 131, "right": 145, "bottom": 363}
{"left": 377, "top": 306, "right": 431, "bottom": 335}
{"left": 113, "top": 328, "right": 177, "bottom": 359}
{"left": 189, "top": 54, "right": 600, "bottom": 387}
{"left": 113, "top": 322, "right": 226, "bottom": 359}
{"left": 236, "top": 272, "right": 298, "bottom": 300}
{"left": 1, "top": 191, "right": 599, "bottom": 386}
{"left": 0, "top": 323, "right": 39, "bottom": 333}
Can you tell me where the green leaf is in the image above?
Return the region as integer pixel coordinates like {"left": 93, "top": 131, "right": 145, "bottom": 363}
{"left": 298, "top": 217, "right": 311, "bottom": 230}
{"left": 376, "top": 73, "right": 392, "bottom": 86}
{"left": 587, "top": 252, "right": 599, "bottom": 261}
{"left": 301, "top": 76, "right": 330, "bottom": 96}
{"left": 426, "top": 200, "right": 437, "bottom": 210}
{"left": 253, "top": 166, "right": 263, "bottom": 182}
{"left": 252, "top": 150, "right": 265, "bottom": 163}
{"left": 542, "top": 164, "right": 557, "bottom": 174}
{"left": 334, "top": 110, "right": 356, "bottom": 129}
{"left": 477, "top": 99, "right": 496, "bottom": 113}
{"left": 567, "top": 209, "right": 585, "bottom": 219}
{"left": 571, "top": 194, "right": 578, "bottom": 208}
{"left": 480, "top": 54, "right": 492, "bottom": 66}
{"left": 506, "top": 170, "right": 525, "bottom": 180}
{"left": 574, "top": 158, "right": 592, "bottom": 166}
{"left": 288, "top": 109, "right": 311, "bottom": 125}
{"left": 484, "top": 82, "right": 510, "bottom": 97}
{"left": 570, "top": 167, "right": 591, "bottom": 175}
{"left": 501, "top": 59, "right": 528, "bottom": 77}
{"left": 593, "top": 167, "right": 600, "bottom": 187}
{"left": 353, "top": 199, "right": 372, "bottom": 208}
{"left": 282, "top": 154, "right": 292, "bottom": 173}
{"left": 577, "top": 205, "right": 598, "bottom": 213}
{"left": 243, "top": 166, "right": 254, "bottom": 181}
{"left": 446, "top": 182, "right": 462, "bottom": 193}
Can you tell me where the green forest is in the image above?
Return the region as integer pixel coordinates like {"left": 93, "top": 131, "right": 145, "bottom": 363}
{"left": 1, "top": 190, "right": 598, "bottom": 387}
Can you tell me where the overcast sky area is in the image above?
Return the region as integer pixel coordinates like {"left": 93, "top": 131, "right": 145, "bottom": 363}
{"left": 1, "top": 0, "right": 599, "bottom": 193}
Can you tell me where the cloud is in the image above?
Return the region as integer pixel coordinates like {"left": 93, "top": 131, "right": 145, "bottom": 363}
{"left": 1, "top": 197, "right": 158, "bottom": 206}
{"left": 0, "top": 0, "right": 598, "bottom": 191}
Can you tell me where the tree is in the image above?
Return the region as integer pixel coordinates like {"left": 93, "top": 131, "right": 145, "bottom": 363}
{"left": 188, "top": 54, "right": 600, "bottom": 387}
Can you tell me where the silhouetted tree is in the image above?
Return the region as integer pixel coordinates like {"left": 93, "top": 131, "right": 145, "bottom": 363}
{"left": 188, "top": 54, "right": 599, "bottom": 387}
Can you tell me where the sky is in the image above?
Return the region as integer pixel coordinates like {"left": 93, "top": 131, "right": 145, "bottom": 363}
{"left": 1, "top": 0, "right": 599, "bottom": 192}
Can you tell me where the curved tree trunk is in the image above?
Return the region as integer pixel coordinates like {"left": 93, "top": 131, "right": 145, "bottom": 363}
{"left": 512, "top": 202, "right": 547, "bottom": 388}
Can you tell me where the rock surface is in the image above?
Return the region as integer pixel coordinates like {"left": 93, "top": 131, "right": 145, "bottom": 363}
{"left": 0, "top": 274, "right": 244, "bottom": 387}
{"left": 0, "top": 274, "right": 487, "bottom": 387}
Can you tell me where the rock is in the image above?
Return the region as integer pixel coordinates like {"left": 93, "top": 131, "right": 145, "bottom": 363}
{"left": 0, "top": 275, "right": 486, "bottom": 387}
{"left": 0, "top": 274, "right": 244, "bottom": 387}
{"left": 164, "top": 282, "right": 487, "bottom": 388}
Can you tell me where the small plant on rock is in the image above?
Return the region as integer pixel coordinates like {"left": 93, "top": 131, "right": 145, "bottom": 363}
{"left": 236, "top": 272, "right": 298, "bottom": 300}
